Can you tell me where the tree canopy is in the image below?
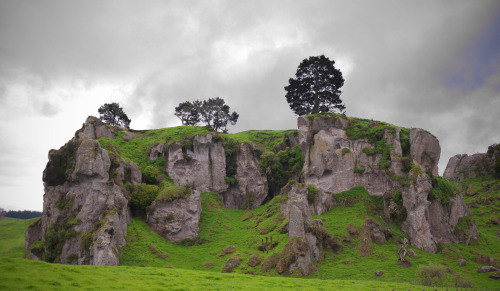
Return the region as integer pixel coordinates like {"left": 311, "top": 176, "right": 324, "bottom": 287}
{"left": 174, "top": 97, "right": 239, "bottom": 133}
{"left": 98, "top": 102, "right": 131, "bottom": 128}
{"left": 284, "top": 55, "right": 345, "bottom": 116}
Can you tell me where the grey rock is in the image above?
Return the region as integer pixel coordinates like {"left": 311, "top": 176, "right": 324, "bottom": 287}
{"left": 24, "top": 219, "right": 42, "bottom": 260}
{"left": 147, "top": 191, "right": 202, "bottom": 242}
{"left": 167, "top": 134, "right": 227, "bottom": 194}
{"left": 149, "top": 143, "right": 165, "bottom": 161}
{"left": 82, "top": 116, "right": 116, "bottom": 140}
{"left": 477, "top": 266, "right": 500, "bottom": 273}
{"left": 444, "top": 153, "right": 496, "bottom": 181}
{"left": 409, "top": 128, "right": 440, "bottom": 176}
{"left": 289, "top": 205, "right": 306, "bottom": 238}
{"left": 28, "top": 132, "right": 129, "bottom": 266}
{"left": 459, "top": 259, "right": 467, "bottom": 267}
{"left": 375, "top": 270, "right": 384, "bottom": 276}
{"left": 407, "top": 249, "right": 417, "bottom": 258}
{"left": 220, "top": 143, "right": 268, "bottom": 209}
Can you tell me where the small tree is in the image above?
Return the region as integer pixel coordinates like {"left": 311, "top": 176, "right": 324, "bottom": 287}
{"left": 285, "top": 55, "right": 345, "bottom": 116}
{"left": 174, "top": 100, "right": 202, "bottom": 126}
{"left": 174, "top": 97, "right": 239, "bottom": 132}
{"left": 98, "top": 102, "right": 131, "bottom": 128}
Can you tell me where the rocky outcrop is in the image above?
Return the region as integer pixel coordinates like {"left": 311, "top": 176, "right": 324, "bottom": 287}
{"left": 146, "top": 191, "right": 202, "bottom": 242}
{"left": 401, "top": 169, "right": 478, "bottom": 253}
{"left": 81, "top": 116, "right": 116, "bottom": 140}
{"left": 298, "top": 114, "right": 474, "bottom": 254}
{"left": 299, "top": 115, "right": 397, "bottom": 199}
{"left": 409, "top": 129, "right": 440, "bottom": 176}
{"left": 277, "top": 181, "right": 341, "bottom": 276}
{"left": 26, "top": 119, "right": 140, "bottom": 266}
{"left": 166, "top": 134, "right": 227, "bottom": 193}
{"left": 444, "top": 152, "right": 498, "bottom": 181}
{"left": 220, "top": 143, "right": 268, "bottom": 209}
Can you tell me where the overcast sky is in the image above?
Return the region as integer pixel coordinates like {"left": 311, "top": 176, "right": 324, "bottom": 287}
{"left": 1, "top": 1, "right": 499, "bottom": 211}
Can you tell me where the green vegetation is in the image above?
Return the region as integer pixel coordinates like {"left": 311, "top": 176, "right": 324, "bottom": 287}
{"left": 307, "top": 185, "right": 319, "bottom": 203}
{"left": 430, "top": 176, "right": 458, "bottom": 205}
{"left": 353, "top": 168, "right": 365, "bottom": 174}
{"left": 129, "top": 184, "right": 160, "bottom": 213}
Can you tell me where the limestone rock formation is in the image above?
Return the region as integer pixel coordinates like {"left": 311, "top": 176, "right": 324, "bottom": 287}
{"left": 444, "top": 145, "right": 499, "bottom": 181}
{"left": 297, "top": 114, "right": 475, "bottom": 254}
{"left": 166, "top": 134, "right": 227, "bottom": 193}
{"left": 146, "top": 191, "right": 202, "bottom": 242}
{"left": 219, "top": 143, "right": 269, "bottom": 209}
{"left": 26, "top": 119, "right": 140, "bottom": 266}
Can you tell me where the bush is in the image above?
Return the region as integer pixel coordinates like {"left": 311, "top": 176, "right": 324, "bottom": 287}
{"left": 224, "top": 176, "right": 237, "bottom": 186}
{"left": 307, "top": 185, "right": 319, "bottom": 203}
{"left": 130, "top": 183, "right": 160, "bottom": 213}
{"left": 430, "top": 176, "right": 458, "bottom": 205}
{"left": 417, "top": 263, "right": 446, "bottom": 286}
{"left": 155, "top": 185, "right": 192, "bottom": 202}
{"left": 353, "top": 168, "right": 365, "bottom": 174}
{"left": 142, "top": 166, "right": 162, "bottom": 184}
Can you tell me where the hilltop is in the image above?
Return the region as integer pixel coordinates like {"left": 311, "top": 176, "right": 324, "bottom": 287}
{"left": 21, "top": 113, "right": 500, "bottom": 288}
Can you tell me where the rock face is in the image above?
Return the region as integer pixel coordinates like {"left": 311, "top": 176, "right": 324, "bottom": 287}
{"left": 277, "top": 181, "right": 341, "bottom": 276}
{"left": 220, "top": 143, "right": 269, "bottom": 209}
{"left": 166, "top": 134, "right": 227, "bottom": 193}
{"left": 25, "top": 118, "right": 140, "bottom": 266}
{"left": 146, "top": 191, "right": 202, "bottom": 242}
{"left": 297, "top": 114, "right": 474, "bottom": 254}
{"left": 157, "top": 134, "right": 268, "bottom": 210}
{"left": 444, "top": 151, "right": 498, "bottom": 181}
{"left": 299, "top": 115, "right": 397, "bottom": 200}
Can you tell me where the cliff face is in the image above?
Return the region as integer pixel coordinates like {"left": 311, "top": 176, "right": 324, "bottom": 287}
{"left": 444, "top": 144, "right": 499, "bottom": 181}
{"left": 27, "top": 114, "right": 479, "bottom": 266}
{"left": 26, "top": 117, "right": 140, "bottom": 265}
{"left": 297, "top": 114, "right": 475, "bottom": 253}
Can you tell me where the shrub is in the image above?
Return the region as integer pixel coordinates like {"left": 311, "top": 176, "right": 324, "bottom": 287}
{"left": 430, "top": 176, "right": 458, "bottom": 205}
{"left": 341, "top": 148, "right": 350, "bottom": 155}
{"left": 130, "top": 183, "right": 160, "bottom": 213}
{"left": 155, "top": 185, "right": 192, "bottom": 202}
{"left": 142, "top": 166, "right": 162, "bottom": 184}
{"left": 417, "top": 263, "right": 446, "bottom": 286}
{"left": 307, "top": 185, "right": 319, "bottom": 203}
{"left": 353, "top": 168, "right": 365, "bottom": 174}
{"left": 224, "top": 176, "right": 237, "bottom": 186}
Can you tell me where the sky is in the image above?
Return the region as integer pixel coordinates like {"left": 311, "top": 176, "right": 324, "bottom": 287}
{"left": 1, "top": 0, "right": 499, "bottom": 211}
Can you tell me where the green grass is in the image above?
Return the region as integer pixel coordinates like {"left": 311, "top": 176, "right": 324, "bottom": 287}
{"left": 222, "top": 129, "right": 298, "bottom": 152}
{"left": 1, "top": 217, "right": 431, "bottom": 290}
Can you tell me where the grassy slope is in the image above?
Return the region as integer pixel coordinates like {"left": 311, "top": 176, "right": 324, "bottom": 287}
{"left": 8, "top": 117, "right": 498, "bottom": 289}
{"left": 0, "top": 219, "right": 427, "bottom": 290}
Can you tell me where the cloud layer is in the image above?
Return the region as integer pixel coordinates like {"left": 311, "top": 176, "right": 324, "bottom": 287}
{"left": 1, "top": 0, "right": 499, "bottom": 210}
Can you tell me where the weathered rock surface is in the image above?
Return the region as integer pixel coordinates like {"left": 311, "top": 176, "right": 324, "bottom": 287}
{"left": 478, "top": 266, "right": 500, "bottom": 273}
{"left": 409, "top": 129, "right": 440, "bottom": 176}
{"left": 220, "top": 143, "right": 268, "bottom": 209}
{"left": 444, "top": 152, "right": 498, "bottom": 181}
{"left": 299, "top": 115, "right": 399, "bottom": 200}
{"left": 167, "top": 134, "right": 227, "bottom": 193}
{"left": 81, "top": 116, "right": 116, "bottom": 140}
{"left": 146, "top": 191, "right": 202, "bottom": 242}
{"left": 26, "top": 121, "right": 139, "bottom": 266}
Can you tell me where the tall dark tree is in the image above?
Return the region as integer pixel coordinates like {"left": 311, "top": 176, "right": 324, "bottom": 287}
{"left": 98, "top": 102, "right": 131, "bottom": 128}
{"left": 174, "top": 100, "right": 202, "bottom": 125}
{"left": 285, "top": 55, "right": 345, "bottom": 116}
{"left": 173, "top": 97, "right": 239, "bottom": 133}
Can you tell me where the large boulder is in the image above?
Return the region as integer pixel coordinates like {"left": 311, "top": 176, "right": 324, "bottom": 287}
{"left": 81, "top": 116, "right": 116, "bottom": 140}
{"left": 146, "top": 191, "right": 202, "bottom": 242}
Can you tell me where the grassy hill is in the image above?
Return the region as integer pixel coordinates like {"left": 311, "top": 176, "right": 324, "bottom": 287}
{"left": 6, "top": 116, "right": 500, "bottom": 290}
